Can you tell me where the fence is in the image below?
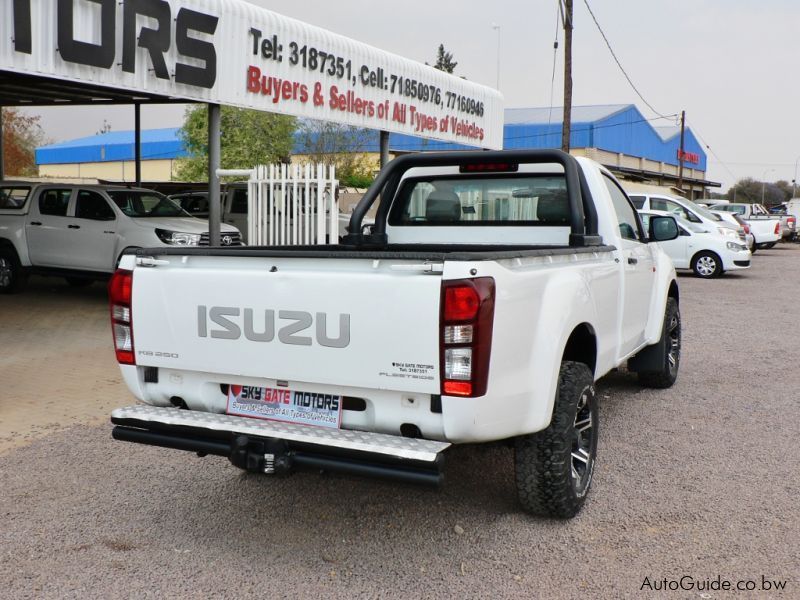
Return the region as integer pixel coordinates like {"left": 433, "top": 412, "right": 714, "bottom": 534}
{"left": 220, "top": 163, "right": 339, "bottom": 246}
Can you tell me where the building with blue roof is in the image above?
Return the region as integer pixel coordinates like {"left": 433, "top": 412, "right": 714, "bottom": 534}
{"left": 36, "top": 105, "right": 717, "bottom": 197}
{"left": 36, "top": 127, "right": 188, "bottom": 181}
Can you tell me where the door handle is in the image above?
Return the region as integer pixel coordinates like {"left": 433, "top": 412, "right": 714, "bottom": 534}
{"left": 30, "top": 221, "right": 42, "bottom": 226}
{"left": 627, "top": 257, "right": 638, "bottom": 265}
{"left": 68, "top": 224, "right": 81, "bottom": 229}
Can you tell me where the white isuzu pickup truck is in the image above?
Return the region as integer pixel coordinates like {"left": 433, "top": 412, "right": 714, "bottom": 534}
{"left": 109, "top": 150, "right": 682, "bottom": 518}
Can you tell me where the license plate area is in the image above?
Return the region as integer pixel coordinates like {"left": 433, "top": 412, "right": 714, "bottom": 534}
{"left": 226, "top": 385, "right": 342, "bottom": 429}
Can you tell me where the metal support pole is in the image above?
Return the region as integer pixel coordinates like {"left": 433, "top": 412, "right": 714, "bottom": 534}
{"left": 561, "top": 0, "right": 573, "bottom": 153}
{"left": 0, "top": 106, "right": 4, "bottom": 180}
{"left": 677, "top": 110, "right": 685, "bottom": 191}
{"left": 379, "top": 130, "right": 390, "bottom": 169}
{"left": 208, "top": 104, "right": 221, "bottom": 246}
{"left": 134, "top": 103, "right": 142, "bottom": 186}
{"left": 792, "top": 156, "right": 800, "bottom": 199}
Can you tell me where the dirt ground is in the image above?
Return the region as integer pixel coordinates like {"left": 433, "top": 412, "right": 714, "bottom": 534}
{"left": 1, "top": 250, "right": 798, "bottom": 598}
{"left": 0, "top": 276, "right": 125, "bottom": 454}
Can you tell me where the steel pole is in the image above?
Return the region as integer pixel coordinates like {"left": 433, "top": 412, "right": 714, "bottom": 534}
{"left": 208, "top": 104, "right": 221, "bottom": 246}
{"left": 134, "top": 103, "right": 141, "bottom": 186}
{"left": 0, "top": 106, "right": 4, "bottom": 181}
{"left": 379, "top": 130, "right": 390, "bottom": 169}
{"left": 793, "top": 156, "right": 800, "bottom": 198}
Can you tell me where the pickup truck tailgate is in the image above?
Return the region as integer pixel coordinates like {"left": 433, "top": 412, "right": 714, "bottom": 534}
{"left": 131, "top": 256, "right": 442, "bottom": 394}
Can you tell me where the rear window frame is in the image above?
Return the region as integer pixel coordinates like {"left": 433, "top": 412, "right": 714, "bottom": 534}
{"left": 0, "top": 186, "right": 32, "bottom": 210}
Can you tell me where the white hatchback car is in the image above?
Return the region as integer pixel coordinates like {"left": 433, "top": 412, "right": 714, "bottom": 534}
{"left": 639, "top": 210, "right": 751, "bottom": 278}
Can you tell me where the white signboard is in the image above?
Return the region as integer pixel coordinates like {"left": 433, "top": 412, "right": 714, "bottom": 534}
{"left": 1, "top": 0, "right": 504, "bottom": 149}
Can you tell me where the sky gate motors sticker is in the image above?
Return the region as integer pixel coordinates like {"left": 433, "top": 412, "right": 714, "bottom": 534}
{"left": 226, "top": 385, "right": 342, "bottom": 429}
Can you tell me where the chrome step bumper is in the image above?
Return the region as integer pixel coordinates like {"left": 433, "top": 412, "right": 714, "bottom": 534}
{"left": 111, "top": 405, "right": 450, "bottom": 486}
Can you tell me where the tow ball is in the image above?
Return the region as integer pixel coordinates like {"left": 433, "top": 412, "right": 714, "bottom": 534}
{"left": 228, "top": 435, "right": 294, "bottom": 475}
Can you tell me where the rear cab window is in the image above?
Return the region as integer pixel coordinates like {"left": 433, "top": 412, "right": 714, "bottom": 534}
{"left": 385, "top": 167, "right": 574, "bottom": 245}
{"left": 0, "top": 186, "right": 31, "bottom": 210}
{"left": 38, "top": 189, "right": 72, "bottom": 217}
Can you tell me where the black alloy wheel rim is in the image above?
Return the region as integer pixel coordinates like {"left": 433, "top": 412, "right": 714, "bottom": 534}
{"left": 0, "top": 257, "right": 12, "bottom": 288}
{"left": 571, "top": 387, "right": 596, "bottom": 494}
{"left": 667, "top": 312, "right": 681, "bottom": 376}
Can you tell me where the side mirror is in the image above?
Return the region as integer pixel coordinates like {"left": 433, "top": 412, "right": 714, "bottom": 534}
{"left": 649, "top": 215, "right": 679, "bottom": 242}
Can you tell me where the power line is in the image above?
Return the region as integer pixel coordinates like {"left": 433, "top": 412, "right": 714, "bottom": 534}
{"left": 581, "top": 0, "right": 670, "bottom": 119}
{"left": 686, "top": 119, "right": 738, "bottom": 182}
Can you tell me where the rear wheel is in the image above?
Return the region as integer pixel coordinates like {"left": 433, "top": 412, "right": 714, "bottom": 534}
{"left": 692, "top": 251, "right": 722, "bottom": 278}
{"left": 0, "top": 250, "right": 27, "bottom": 294}
{"left": 515, "top": 361, "right": 598, "bottom": 518}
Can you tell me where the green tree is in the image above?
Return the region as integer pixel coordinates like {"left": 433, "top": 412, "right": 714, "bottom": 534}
{"left": 296, "top": 120, "right": 375, "bottom": 188}
{"left": 432, "top": 44, "right": 457, "bottom": 74}
{"left": 728, "top": 177, "right": 787, "bottom": 206}
{"left": 1, "top": 108, "right": 44, "bottom": 176}
{"left": 175, "top": 105, "right": 296, "bottom": 181}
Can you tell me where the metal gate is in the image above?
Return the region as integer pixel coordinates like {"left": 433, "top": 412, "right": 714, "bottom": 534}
{"left": 220, "top": 164, "right": 339, "bottom": 246}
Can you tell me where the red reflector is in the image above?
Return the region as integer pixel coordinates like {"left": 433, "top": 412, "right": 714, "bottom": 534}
{"left": 444, "top": 381, "right": 473, "bottom": 396}
{"left": 109, "top": 269, "right": 133, "bottom": 304}
{"left": 116, "top": 349, "right": 135, "bottom": 365}
{"left": 459, "top": 163, "right": 519, "bottom": 173}
{"left": 444, "top": 285, "right": 480, "bottom": 322}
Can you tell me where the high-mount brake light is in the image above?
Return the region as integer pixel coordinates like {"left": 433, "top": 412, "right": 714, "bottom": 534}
{"left": 459, "top": 163, "right": 519, "bottom": 173}
{"left": 440, "top": 278, "right": 495, "bottom": 398}
{"left": 109, "top": 269, "right": 135, "bottom": 365}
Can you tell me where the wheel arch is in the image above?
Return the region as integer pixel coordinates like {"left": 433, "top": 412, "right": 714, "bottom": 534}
{"left": 561, "top": 323, "right": 598, "bottom": 378}
{"left": 0, "top": 237, "right": 21, "bottom": 258}
{"left": 668, "top": 279, "right": 679, "bottom": 304}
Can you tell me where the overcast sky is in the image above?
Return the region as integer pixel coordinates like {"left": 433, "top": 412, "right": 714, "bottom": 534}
{"left": 23, "top": 0, "right": 800, "bottom": 191}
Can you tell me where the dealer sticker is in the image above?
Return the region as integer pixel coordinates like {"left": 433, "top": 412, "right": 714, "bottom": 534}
{"left": 226, "top": 385, "right": 342, "bottom": 429}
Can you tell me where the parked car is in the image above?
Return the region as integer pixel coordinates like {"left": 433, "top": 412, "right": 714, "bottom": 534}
{"left": 710, "top": 202, "right": 794, "bottom": 244}
{"left": 710, "top": 210, "right": 755, "bottom": 251}
{"left": 169, "top": 191, "right": 210, "bottom": 218}
{"left": 628, "top": 193, "right": 742, "bottom": 243}
{"left": 0, "top": 182, "right": 242, "bottom": 292}
{"left": 109, "top": 150, "right": 682, "bottom": 518}
{"left": 638, "top": 210, "right": 751, "bottom": 278}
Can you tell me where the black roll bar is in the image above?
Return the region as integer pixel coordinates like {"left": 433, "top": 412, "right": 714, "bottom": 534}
{"left": 344, "top": 149, "right": 602, "bottom": 248}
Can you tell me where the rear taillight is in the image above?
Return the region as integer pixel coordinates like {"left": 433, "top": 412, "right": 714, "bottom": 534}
{"left": 109, "top": 269, "right": 135, "bottom": 365}
{"left": 440, "top": 278, "right": 495, "bottom": 397}
{"left": 775, "top": 222, "right": 781, "bottom": 235}
{"left": 743, "top": 224, "right": 750, "bottom": 234}
{"left": 789, "top": 217, "right": 796, "bottom": 229}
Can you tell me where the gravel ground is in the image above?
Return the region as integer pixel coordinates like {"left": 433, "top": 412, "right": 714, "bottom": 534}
{"left": 2, "top": 249, "right": 799, "bottom": 599}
